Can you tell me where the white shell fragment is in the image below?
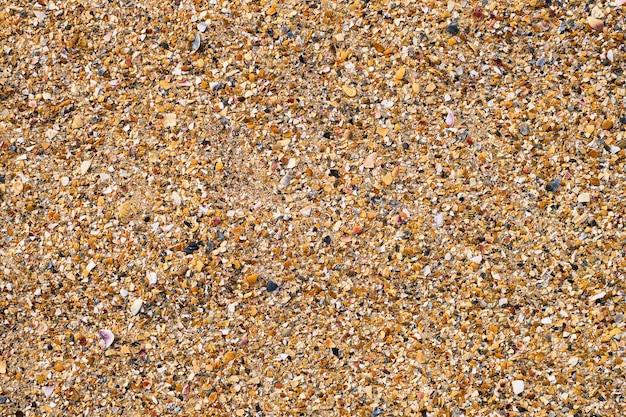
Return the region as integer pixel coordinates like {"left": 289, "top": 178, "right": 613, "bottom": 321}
{"left": 577, "top": 192, "right": 591, "bottom": 203}
{"left": 279, "top": 172, "right": 292, "bottom": 189}
{"left": 192, "top": 32, "right": 201, "bottom": 52}
{"left": 80, "top": 160, "right": 92, "bottom": 175}
{"left": 130, "top": 298, "right": 143, "bottom": 316}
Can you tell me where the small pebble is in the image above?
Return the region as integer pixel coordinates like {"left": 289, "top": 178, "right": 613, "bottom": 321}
{"left": 519, "top": 122, "right": 530, "bottom": 136}
{"left": 267, "top": 280, "right": 279, "bottom": 292}
{"left": 446, "top": 21, "right": 460, "bottom": 35}
{"left": 183, "top": 242, "right": 200, "bottom": 254}
{"left": 545, "top": 178, "right": 561, "bottom": 192}
{"left": 372, "top": 406, "right": 384, "bottom": 417}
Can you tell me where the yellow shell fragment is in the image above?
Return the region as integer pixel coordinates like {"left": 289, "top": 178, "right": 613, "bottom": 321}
{"left": 394, "top": 66, "right": 406, "bottom": 81}
{"left": 342, "top": 85, "right": 357, "bottom": 97}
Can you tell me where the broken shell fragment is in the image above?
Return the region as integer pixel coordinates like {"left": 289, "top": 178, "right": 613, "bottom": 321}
{"left": 98, "top": 329, "right": 115, "bottom": 349}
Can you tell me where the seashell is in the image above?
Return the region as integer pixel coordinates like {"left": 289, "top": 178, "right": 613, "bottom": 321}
{"left": 43, "top": 385, "right": 55, "bottom": 398}
{"left": 192, "top": 33, "right": 201, "bottom": 52}
{"left": 364, "top": 152, "right": 377, "bottom": 169}
{"left": 446, "top": 110, "right": 455, "bottom": 127}
{"left": 171, "top": 191, "right": 182, "bottom": 206}
{"left": 79, "top": 160, "right": 91, "bottom": 175}
{"left": 163, "top": 113, "right": 177, "bottom": 128}
{"left": 587, "top": 16, "right": 603, "bottom": 31}
{"left": 98, "top": 329, "right": 114, "bottom": 349}
{"left": 130, "top": 298, "right": 143, "bottom": 316}
{"left": 279, "top": 172, "right": 292, "bottom": 189}
{"left": 117, "top": 200, "right": 138, "bottom": 219}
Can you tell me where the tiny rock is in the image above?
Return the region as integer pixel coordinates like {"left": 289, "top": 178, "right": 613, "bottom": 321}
{"left": 428, "top": 55, "right": 441, "bottom": 65}
{"left": 512, "top": 380, "right": 525, "bottom": 395}
{"left": 446, "top": 21, "right": 460, "bottom": 35}
{"left": 519, "top": 122, "right": 530, "bottom": 136}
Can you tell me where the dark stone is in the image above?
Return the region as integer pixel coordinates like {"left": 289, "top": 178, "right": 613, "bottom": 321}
{"left": 446, "top": 21, "right": 460, "bottom": 35}
{"left": 545, "top": 178, "right": 561, "bottom": 192}
{"left": 267, "top": 280, "right": 278, "bottom": 292}
{"left": 183, "top": 242, "right": 200, "bottom": 254}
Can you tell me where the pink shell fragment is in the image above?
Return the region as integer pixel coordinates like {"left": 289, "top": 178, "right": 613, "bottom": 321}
{"left": 587, "top": 16, "right": 603, "bottom": 31}
{"left": 364, "top": 152, "right": 377, "bottom": 169}
{"left": 98, "top": 329, "right": 115, "bottom": 349}
{"left": 446, "top": 110, "right": 455, "bottom": 127}
{"left": 43, "top": 385, "right": 55, "bottom": 398}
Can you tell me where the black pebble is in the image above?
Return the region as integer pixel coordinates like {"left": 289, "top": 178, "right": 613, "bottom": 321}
{"left": 329, "top": 169, "right": 339, "bottom": 178}
{"left": 545, "top": 178, "right": 561, "bottom": 192}
{"left": 267, "top": 280, "right": 279, "bottom": 292}
{"left": 159, "top": 42, "right": 169, "bottom": 50}
{"left": 446, "top": 21, "right": 460, "bottom": 35}
{"left": 402, "top": 142, "right": 409, "bottom": 150}
{"left": 620, "top": 116, "right": 626, "bottom": 124}
{"left": 323, "top": 235, "right": 331, "bottom": 244}
{"left": 323, "top": 131, "right": 331, "bottom": 139}
{"left": 183, "top": 242, "right": 200, "bottom": 254}
{"left": 0, "top": 396, "right": 6, "bottom": 404}
{"left": 331, "top": 347, "right": 340, "bottom": 357}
